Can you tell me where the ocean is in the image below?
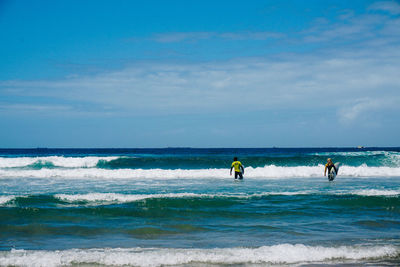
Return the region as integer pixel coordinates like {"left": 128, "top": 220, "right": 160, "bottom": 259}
{"left": 0, "top": 147, "right": 399, "bottom": 266}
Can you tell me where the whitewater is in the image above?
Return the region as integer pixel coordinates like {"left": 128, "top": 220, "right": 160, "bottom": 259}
{"left": 1, "top": 152, "right": 400, "bottom": 179}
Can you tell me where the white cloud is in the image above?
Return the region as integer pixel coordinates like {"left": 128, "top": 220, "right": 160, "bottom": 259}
{"left": 151, "top": 31, "right": 283, "bottom": 43}
{"left": 0, "top": 104, "right": 72, "bottom": 113}
{"left": 369, "top": 1, "right": 400, "bottom": 15}
{"left": 149, "top": 3, "right": 400, "bottom": 46}
{"left": 2, "top": 44, "right": 399, "bottom": 121}
{"left": 337, "top": 98, "right": 386, "bottom": 124}
{"left": 152, "top": 32, "right": 214, "bottom": 43}
{"left": 303, "top": 13, "right": 395, "bottom": 44}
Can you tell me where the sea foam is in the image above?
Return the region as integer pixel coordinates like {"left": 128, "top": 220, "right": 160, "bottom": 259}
{"left": 352, "top": 189, "right": 400, "bottom": 196}
{"left": 54, "top": 191, "right": 316, "bottom": 204}
{"left": 0, "top": 195, "right": 15, "bottom": 205}
{"left": 51, "top": 190, "right": 400, "bottom": 205}
{"left": 1, "top": 189, "right": 396, "bottom": 207}
{"left": 0, "top": 156, "right": 118, "bottom": 168}
{"left": 0, "top": 244, "right": 397, "bottom": 267}
{"left": 1, "top": 164, "right": 400, "bottom": 179}
{"left": 55, "top": 192, "right": 213, "bottom": 204}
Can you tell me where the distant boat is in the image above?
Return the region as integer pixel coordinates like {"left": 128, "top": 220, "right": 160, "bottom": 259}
{"left": 357, "top": 146, "right": 365, "bottom": 149}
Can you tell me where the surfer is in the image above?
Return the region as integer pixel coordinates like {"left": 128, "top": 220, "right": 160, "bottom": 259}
{"left": 230, "top": 157, "right": 244, "bottom": 179}
{"left": 324, "top": 158, "right": 338, "bottom": 178}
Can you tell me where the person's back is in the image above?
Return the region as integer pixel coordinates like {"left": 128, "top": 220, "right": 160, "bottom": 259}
{"left": 230, "top": 157, "right": 244, "bottom": 179}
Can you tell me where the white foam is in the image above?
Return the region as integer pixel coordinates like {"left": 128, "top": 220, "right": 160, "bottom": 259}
{"left": 0, "top": 189, "right": 395, "bottom": 207}
{"left": 0, "top": 156, "right": 118, "bottom": 168}
{"left": 0, "top": 195, "right": 15, "bottom": 205}
{"left": 352, "top": 189, "right": 400, "bottom": 196}
{"left": 1, "top": 164, "right": 400, "bottom": 179}
{"left": 55, "top": 191, "right": 316, "bottom": 204}
{"left": 0, "top": 244, "right": 397, "bottom": 267}
{"left": 55, "top": 192, "right": 213, "bottom": 204}
{"left": 313, "top": 151, "right": 400, "bottom": 157}
{"left": 52, "top": 189, "right": 398, "bottom": 205}
{"left": 339, "top": 165, "right": 400, "bottom": 177}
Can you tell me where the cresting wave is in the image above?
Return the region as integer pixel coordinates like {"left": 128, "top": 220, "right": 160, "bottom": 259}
{"left": 313, "top": 151, "right": 400, "bottom": 156}
{"left": 1, "top": 150, "right": 400, "bottom": 170}
{"left": 1, "top": 190, "right": 399, "bottom": 206}
{"left": 54, "top": 192, "right": 315, "bottom": 204}
{"left": 53, "top": 190, "right": 400, "bottom": 205}
{"left": 0, "top": 244, "right": 398, "bottom": 267}
{"left": 0, "top": 195, "right": 15, "bottom": 205}
{"left": 1, "top": 165, "right": 400, "bottom": 179}
{"left": 0, "top": 156, "right": 118, "bottom": 168}
{"left": 55, "top": 192, "right": 218, "bottom": 204}
{"left": 53, "top": 190, "right": 400, "bottom": 202}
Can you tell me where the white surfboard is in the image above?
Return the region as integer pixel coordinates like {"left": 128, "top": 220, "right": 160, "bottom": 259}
{"left": 328, "top": 162, "right": 340, "bottom": 181}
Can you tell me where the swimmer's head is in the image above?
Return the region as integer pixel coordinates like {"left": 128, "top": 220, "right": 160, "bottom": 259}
{"left": 234, "top": 157, "right": 238, "bottom": 161}
{"left": 327, "top": 158, "right": 332, "bottom": 162}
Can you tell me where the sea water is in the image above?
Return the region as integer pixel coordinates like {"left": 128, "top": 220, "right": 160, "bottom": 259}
{"left": 0, "top": 147, "right": 399, "bottom": 266}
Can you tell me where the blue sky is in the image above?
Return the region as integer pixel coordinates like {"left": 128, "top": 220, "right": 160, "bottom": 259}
{"left": 1, "top": 0, "right": 399, "bottom": 147}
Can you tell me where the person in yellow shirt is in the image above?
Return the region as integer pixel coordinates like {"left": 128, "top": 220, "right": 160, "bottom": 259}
{"left": 230, "top": 157, "right": 244, "bottom": 179}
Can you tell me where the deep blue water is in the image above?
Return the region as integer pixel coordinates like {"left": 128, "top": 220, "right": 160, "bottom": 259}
{"left": 0, "top": 148, "right": 399, "bottom": 266}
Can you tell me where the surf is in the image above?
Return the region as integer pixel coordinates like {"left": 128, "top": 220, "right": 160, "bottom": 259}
{"left": 1, "top": 191, "right": 399, "bottom": 207}
{"left": 1, "top": 164, "right": 400, "bottom": 179}
{"left": 1, "top": 245, "right": 398, "bottom": 267}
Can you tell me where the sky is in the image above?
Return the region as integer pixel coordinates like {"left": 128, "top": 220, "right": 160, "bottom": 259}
{"left": 0, "top": 0, "right": 399, "bottom": 148}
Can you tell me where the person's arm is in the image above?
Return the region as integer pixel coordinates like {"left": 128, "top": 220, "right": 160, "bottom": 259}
{"left": 324, "top": 165, "right": 327, "bottom": 176}
{"left": 230, "top": 166, "right": 233, "bottom": 175}
{"left": 333, "top": 165, "right": 337, "bottom": 174}
{"left": 240, "top": 164, "right": 244, "bottom": 174}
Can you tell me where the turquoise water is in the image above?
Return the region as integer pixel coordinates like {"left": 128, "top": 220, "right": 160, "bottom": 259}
{"left": 0, "top": 148, "right": 399, "bottom": 266}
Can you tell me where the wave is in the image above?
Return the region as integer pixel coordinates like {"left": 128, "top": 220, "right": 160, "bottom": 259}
{"left": 0, "top": 244, "right": 398, "bottom": 267}
{"left": 0, "top": 195, "right": 15, "bottom": 205}
{"left": 1, "top": 151, "right": 400, "bottom": 170}
{"left": 54, "top": 192, "right": 318, "bottom": 204}
{"left": 55, "top": 191, "right": 399, "bottom": 205}
{"left": 313, "top": 151, "right": 400, "bottom": 167}
{"left": 55, "top": 190, "right": 400, "bottom": 203}
{"left": 351, "top": 189, "right": 400, "bottom": 196}
{"left": 64, "top": 151, "right": 400, "bottom": 168}
{"left": 314, "top": 151, "right": 399, "bottom": 156}
{"left": 1, "top": 190, "right": 399, "bottom": 206}
{"left": 55, "top": 192, "right": 218, "bottom": 204}
{"left": 0, "top": 193, "right": 313, "bottom": 206}
{"left": 0, "top": 156, "right": 118, "bottom": 168}
{"left": 1, "top": 164, "right": 400, "bottom": 179}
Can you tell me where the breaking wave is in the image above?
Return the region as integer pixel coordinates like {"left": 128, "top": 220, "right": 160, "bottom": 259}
{"left": 0, "top": 164, "right": 400, "bottom": 179}
{"left": 0, "top": 156, "right": 118, "bottom": 168}
{"left": 0, "top": 244, "right": 398, "bottom": 267}
{"left": 1, "top": 190, "right": 399, "bottom": 206}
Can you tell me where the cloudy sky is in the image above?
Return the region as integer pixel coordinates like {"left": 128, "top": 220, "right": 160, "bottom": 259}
{"left": 0, "top": 0, "right": 399, "bottom": 147}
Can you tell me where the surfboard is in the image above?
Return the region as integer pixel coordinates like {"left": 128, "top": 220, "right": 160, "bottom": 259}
{"left": 328, "top": 162, "right": 340, "bottom": 181}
